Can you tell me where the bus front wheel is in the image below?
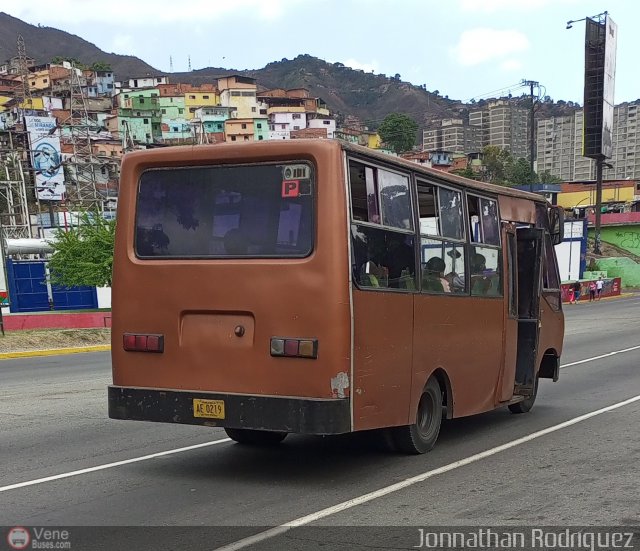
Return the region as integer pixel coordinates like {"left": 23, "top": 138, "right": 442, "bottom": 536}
{"left": 508, "top": 377, "right": 539, "bottom": 414}
{"left": 224, "top": 428, "right": 288, "bottom": 446}
{"left": 393, "top": 377, "right": 443, "bottom": 454}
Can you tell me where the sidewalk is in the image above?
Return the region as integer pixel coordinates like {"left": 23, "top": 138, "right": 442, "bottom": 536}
{"left": 566, "top": 291, "right": 637, "bottom": 305}
{"left": 0, "top": 328, "right": 110, "bottom": 360}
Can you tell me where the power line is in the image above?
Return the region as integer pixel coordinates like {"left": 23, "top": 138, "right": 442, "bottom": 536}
{"left": 465, "top": 81, "right": 526, "bottom": 103}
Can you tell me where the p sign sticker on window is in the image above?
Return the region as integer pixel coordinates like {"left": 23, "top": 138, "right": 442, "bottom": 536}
{"left": 282, "top": 179, "right": 300, "bottom": 198}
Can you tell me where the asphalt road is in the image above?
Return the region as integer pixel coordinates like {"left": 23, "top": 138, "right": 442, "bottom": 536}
{"left": 1, "top": 295, "right": 639, "bottom": 550}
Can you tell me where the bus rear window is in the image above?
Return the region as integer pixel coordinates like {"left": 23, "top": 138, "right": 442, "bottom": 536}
{"left": 135, "top": 163, "right": 314, "bottom": 258}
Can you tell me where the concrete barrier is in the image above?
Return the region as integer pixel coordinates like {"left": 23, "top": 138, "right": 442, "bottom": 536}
{"left": 561, "top": 277, "right": 621, "bottom": 303}
{"left": 1, "top": 311, "right": 111, "bottom": 331}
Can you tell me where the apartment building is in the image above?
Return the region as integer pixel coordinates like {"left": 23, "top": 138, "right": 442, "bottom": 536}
{"left": 425, "top": 100, "right": 528, "bottom": 158}
{"left": 0, "top": 56, "right": 36, "bottom": 75}
{"left": 536, "top": 115, "right": 575, "bottom": 181}
{"left": 184, "top": 85, "right": 220, "bottom": 120}
{"left": 469, "top": 109, "right": 490, "bottom": 145}
{"left": 485, "top": 100, "right": 529, "bottom": 159}
{"left": 259, "top": 88, "right": 334, "bottom": 140}
{"left": 536, "top": 100, "right": 640, "bottom": 181}
{"left": 608, "top": 102, "right": 640, "bottom": 180}
{"left": 218, "top": 75, "right": 262, "bottom": 119}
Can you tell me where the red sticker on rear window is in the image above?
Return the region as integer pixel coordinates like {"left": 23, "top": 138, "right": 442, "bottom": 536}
{"left": 282, "top": 179, "right": 300, "bottom": 198}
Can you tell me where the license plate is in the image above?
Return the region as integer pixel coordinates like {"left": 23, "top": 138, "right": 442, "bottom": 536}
{"left": 193, "top": 399, "right": 225, "bottom": 419}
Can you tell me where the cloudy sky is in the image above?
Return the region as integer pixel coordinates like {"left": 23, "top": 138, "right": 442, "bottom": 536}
{"left": 3, "top": 0, "right": 639, "bottom": 104}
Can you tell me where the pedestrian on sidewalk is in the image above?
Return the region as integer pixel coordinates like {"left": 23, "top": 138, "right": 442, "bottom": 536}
{"left": 588, "top": 281, "right": 596, "bottom": 302}
{"left": 571, "top": 281, "right": 581, "bottom": 304}
{"left": 596, "top": 276, "right": 604, "bottom": 300}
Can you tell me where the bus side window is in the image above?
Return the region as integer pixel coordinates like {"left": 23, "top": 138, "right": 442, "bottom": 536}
{"left": 348, "top": 160, "right": 379, "bottom": 223}
{"left": 351, "top": 225, "right": 415, "bottom": 290}
{"left": 543, "top": 233, "right": 562, "bottom": 310}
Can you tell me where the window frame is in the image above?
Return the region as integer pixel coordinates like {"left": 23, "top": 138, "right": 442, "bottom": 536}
{"left": 347, "top": 155, "right": 508, "bottom": 299}
{"left": 541, "top": 230, "right": 562, "bottom": 311}
{"left": 416, "top": 178, "right": 468, "bottom": 296}
{"left": 347, "top": 155, "right": 417, "bottom": 294}
{"left": 464, "top": 191, "right": 503, "bottom": 298}
{"left": 347, "top": 156, "right": 414, "bottom": 233}
{"left": 134, "top": 161, "right": 316, "bottom": 260}
{"left": 416, "top": 178, "right": 467, "bottom": 243}
{"left": 466, "top": 192, "right": 501, "bottom": 247}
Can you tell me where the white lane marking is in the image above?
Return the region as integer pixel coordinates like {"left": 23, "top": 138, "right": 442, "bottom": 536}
{"left": 0, "top": 438, "right": 231, "bottom": 493}
{"left": 561, "top": 344, "right": 640, "bottom": 368}
{"left": 213, "top": 394, "right": 640, "bottom": 551}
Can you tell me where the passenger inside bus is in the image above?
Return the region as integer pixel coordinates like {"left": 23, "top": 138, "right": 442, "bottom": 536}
{"left": 470, "top": 252, "right": 492, "bottom": 295}
{"left": 381, "top": 233, "right": 415, "bottom": 288}
{"left": 444, "top": 248, "right": 465, "bottom": 293}
{"left": 423, "top": 257, "right": 451, "bottom": 293}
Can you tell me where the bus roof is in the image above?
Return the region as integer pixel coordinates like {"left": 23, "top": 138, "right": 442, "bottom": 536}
{"left": 339, "top": 140, "right": 546, "bottom": 204}
{"left": 121, "top": 138, "right": 546, "bottom": 205}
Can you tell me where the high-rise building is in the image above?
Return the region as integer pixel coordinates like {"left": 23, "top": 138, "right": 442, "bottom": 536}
{"left": 424, "top": 100, "right": 529, "bottom": 158}
{"left": 536, "top": 100, "right": 640, "bottom": 181}
{"left": 536, "top": 115, "right": 575, "bottom": 181}
{"left": 484, "top": 100, "right": 529, "bottom": 159}
{"left": 422, "top": 118, "right": 482, "bottom": 154}
{"left": 608, "top": 101, "right": 640, "bottom": 180}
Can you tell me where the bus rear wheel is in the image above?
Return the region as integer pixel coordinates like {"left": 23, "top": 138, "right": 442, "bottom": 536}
{"left": 392, "top": 377, "right": 443, "bottom": 454}
{"left": 224, "top": 428, "right": 288, "bottom": 446}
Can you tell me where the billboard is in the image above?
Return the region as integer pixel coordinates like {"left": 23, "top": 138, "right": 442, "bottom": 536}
{"left": 24, "top": 115, "right": 66, "bottom": 201}
{"left": 602, "top": 16, "right": 617, "bottom": 158}
{"left": 582, "top": 15, "right": 617, "bottom": 160}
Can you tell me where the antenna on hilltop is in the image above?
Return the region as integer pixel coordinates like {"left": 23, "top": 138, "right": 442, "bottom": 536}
{"left": 188, "top": 55, "right": 192, "bottom": 72}
{"left": 169, "top": 55, "right": 173, "bottom": 73}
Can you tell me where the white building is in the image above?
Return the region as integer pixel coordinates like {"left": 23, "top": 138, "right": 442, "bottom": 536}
{"left": 308, "top": 117, "right": 336, "bottom": 138}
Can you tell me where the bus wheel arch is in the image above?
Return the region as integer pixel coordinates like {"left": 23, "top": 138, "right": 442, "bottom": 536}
{"left": 538, "top": 348, "right": 560, "bottom": 382}
{"left": 392, "top": 375, "right": 444, "bottom": 454}
{"left": 431, "top": 368, "right": 453, "bottom": 420}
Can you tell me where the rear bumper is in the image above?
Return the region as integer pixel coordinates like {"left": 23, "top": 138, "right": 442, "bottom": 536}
{"left": 108, "top": 385, "right": 351, "bottom": 435}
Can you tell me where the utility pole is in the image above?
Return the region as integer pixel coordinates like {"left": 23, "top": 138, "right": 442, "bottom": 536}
{"left": 522, "top": 79, "right": 539, "bottom": 192}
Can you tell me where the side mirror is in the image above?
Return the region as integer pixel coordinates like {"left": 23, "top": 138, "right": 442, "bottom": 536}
{"left": 549, "top": 206, "right": 564, "bottom": 245}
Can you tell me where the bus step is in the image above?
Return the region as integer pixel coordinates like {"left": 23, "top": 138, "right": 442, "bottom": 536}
{"left": 513, "top": 384, "right": 535, "bottom": 397}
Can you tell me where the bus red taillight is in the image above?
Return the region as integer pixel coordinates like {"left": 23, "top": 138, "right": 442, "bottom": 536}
{"left": 270, "top": 337, "right": 318, "bottom": 359}
{"left": 123, "top": 333, "right": 164, "bottom": 353}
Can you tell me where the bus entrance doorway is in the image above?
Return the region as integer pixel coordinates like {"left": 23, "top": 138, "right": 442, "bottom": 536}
{"left": 513, "top": 227, "right": 544, "bottom": 407}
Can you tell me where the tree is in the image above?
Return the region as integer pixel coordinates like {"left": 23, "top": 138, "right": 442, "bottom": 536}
{"left": 47, "top": 211, "right": 116, "bottom": 288}
{"left": 481, "top": 145, "right": 513, "bottom": 185}
{"left": 90, "top": 61, "right": 113, "bottom": 71}
{"left": 50, "top": 56, "right": 86, "bottom": 68}
{"left": 377, "top": 113, "right": 418, "bottom": 154}
{"left": 537, "top": 170, "right": 563, "bottom": 184}
{"left": 451, "top": 166, "right": 479, "bottom": 180}
{"left": 506, "top": 157, "right": 537, "bottom": 186}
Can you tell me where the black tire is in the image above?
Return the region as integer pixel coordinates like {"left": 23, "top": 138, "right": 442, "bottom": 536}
{"left": 224, "top": 428, "right": 287, "bottom": 446}
{"left": 392, "top": 377, "right": 443, "bottom": 454}
{"left": 508, "top": 376, "right": 539, "bottom": 414}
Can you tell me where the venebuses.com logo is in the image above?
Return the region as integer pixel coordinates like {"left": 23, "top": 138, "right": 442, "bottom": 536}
{"left": 5, "top": 527, "right": 71, "bottom": 549}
